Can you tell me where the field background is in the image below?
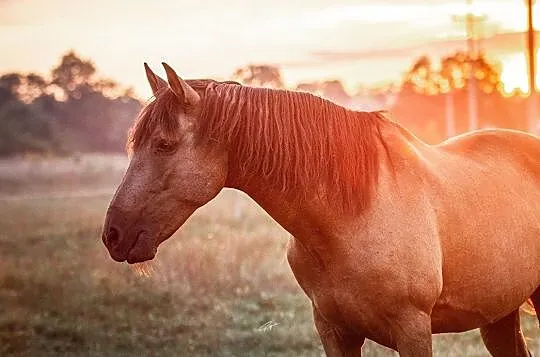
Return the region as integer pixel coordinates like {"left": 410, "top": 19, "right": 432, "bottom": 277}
{"left": 0, "top": 155, "right": 538, "bottom": 356}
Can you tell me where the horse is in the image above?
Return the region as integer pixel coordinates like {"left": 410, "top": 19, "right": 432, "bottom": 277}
{"left": 102, "top": 62, "right": 540, "bottom": 356}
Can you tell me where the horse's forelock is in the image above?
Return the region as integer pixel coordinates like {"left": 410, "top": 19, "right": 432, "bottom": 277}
{"left": 128, "top": 89, "right": 180, "bottom": 152}
{"left": 127, "top": 80, "right": 220, "bottom": 153}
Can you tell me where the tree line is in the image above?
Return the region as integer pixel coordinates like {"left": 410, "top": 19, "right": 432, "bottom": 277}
{"left": 0, "top": 50, "right": 533, "bottom": 156}
{"left": 233, "top": 53, "right": 534, "bottom": 143}
{"left": 393, "top": 52, "right": 530, "bottom": 143}
{"left": 0, "top": 51, "right": 140, "bottom": 156}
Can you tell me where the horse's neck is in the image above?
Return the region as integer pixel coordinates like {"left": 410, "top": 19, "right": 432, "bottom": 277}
{"left": 227, "top": 176, "right": 311, "bottom": 237}
{"left": 225, "top": 118, "right": 428, "bottom": 240}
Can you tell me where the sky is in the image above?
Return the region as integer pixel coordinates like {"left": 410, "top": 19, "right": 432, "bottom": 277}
{"left": 0, "top": 0, "right": 538, "bottom": 98}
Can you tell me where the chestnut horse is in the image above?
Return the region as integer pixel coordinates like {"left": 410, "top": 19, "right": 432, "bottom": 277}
{"left": 102, "top": 63, "right": 540, "bottom": 356}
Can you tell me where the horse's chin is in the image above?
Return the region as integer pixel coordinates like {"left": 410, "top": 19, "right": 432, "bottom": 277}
{"left": 126, "top": 231, "right": 157, "bottom": 264}
{"left": 126, "top": 251, "right": 156, "bottom": 264}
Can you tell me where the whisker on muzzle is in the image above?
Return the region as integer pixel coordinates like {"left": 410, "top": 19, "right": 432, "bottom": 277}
{"left": 131, "top": 261, "right": 156, "bottom": 278}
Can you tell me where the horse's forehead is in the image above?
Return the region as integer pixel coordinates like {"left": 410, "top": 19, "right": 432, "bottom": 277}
{"left": 148, "top": 111, "right": 196, "bottom": 141}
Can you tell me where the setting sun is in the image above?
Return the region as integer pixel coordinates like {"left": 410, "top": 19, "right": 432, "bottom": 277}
{"left": 500, "top": 51, "right": 540, "bottom": 94}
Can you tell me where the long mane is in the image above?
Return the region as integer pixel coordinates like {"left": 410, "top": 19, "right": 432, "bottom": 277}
{"left": 130, "top": 81, "right": 387, "bottom": 212}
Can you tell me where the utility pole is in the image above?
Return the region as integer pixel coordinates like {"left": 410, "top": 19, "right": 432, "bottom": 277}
{"left": 445, "top": 91, "right": 456, "bottom": 137}
{"left": 466, "top": 1, "right": 479, "bottom": 132}
{"left": 452, "top": 0, "right": 486, "bottom": 132}
{"left": 526, "top": 0, "right": 537, "bottom": 133}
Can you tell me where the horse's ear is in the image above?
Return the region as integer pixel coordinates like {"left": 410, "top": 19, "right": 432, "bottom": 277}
{"left": 144, "top": 63, "right": 167, "bottom": 95}
{"left": 162, "top": 62, "right": 200, "bottom": 107}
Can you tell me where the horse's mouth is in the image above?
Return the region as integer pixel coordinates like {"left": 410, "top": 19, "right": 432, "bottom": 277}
{"left": 126, "top": 231, "right": 157, "bottom": 264}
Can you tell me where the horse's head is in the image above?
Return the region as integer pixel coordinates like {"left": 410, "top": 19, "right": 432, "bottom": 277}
{"left": 102, "top": 63, "right": 228, "bottom": 263}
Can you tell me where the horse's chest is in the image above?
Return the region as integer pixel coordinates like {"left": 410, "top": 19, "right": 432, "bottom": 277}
{"left": 286, "top": 238, "right": 369, "bottom": 325}
{"left": 285, "top": 231, "right": 440, "bottom": 344}
{"left": 286, "top": 238, "right": 325, "bottom": 297}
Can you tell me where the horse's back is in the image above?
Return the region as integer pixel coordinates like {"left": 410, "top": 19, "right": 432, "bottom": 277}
{"left": 425, "top": 129, "right": 540, "bottom": 332}
{"left": 438, "top": 129, "right": 540, "bottom": 184}
{"left": 434, "top": 129, "right": 540, "bottom": 215}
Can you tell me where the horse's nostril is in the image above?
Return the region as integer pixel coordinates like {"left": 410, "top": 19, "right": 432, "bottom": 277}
{"left": 107, "top": 227, "right": 121, "bottom": 248}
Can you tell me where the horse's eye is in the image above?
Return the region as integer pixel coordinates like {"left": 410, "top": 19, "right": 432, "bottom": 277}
{"left": 154, "top": 140, "right": 176, "bottom": 154}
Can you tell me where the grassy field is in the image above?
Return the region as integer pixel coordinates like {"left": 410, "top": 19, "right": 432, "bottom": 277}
{"left": 0, "top": 156, "right": 538, "bottom": 356}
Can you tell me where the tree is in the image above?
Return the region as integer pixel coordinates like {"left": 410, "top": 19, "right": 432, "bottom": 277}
{"left": 20, "top": 73, "right": 48, "bottom": 103}
{"left": 0, "top": 74, "right": 21, "bottom": 105}
{"left": 439, "top": 52, "right": 502, "bottom": 94}
{"left": 402, "top": 52, "right": 503, "bottom": 96}
{"left": 296, "top": 82, "right": 320, "bottom": 93}
{"left": 0, "top": 98, "right": 54, "bottom": 155}
{"left": 319, "top": 80, "right": 350, "bottom": 105}
{"left": 0, "top": 73, "right": 23, "bottom": 93}
{"left": 295, "top": 80, "right": 351, "bottom": 105}
{"left": 232, "top": 65, "right": 284, "bottom": 88}
{"left": 43, "top": 51, "right": 141, "bottom": 153}
{"left": 401, "top": 56, "right": 440, "bottom": 95}
{"left": 0, "top": 50, "right": 147, "bottom": 156}
{"left": 394, "top": 52, "right": 518, "bottom": 143}
{"left": 0, "top": 72, "right": 51, "bottom": 103}
{"left": 51, "top": 51, "right": 97, "bottom": 99}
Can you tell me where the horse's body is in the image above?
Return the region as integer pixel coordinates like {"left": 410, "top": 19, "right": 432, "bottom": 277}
{"left": 284, "top": 125, "right": 540, "bottom": 354}
{"left": 245, "top": 122, "right": 540, "bottom": 355}
{"left": 102, "top": 63, "right": 539, "bottom": 356}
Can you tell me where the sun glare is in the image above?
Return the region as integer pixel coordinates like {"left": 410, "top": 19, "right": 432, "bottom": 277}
{"left": 500, "top": 51, "right": 540, "bottom": 95}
